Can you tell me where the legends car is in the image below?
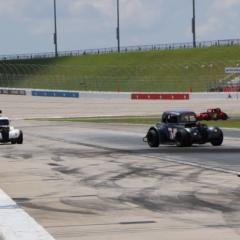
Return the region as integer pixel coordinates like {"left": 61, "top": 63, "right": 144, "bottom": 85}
{"left": 197, "top": 108, "right": 228, "bottom": 121}
{"left": 143, "top": 111, "right": 223, "bottom": 147}
{"left": 0, "top": 116, "right": 23, "bottom": 144}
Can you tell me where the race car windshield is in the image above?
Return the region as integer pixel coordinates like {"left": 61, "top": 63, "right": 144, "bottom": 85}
{"left": 0, "top": 120, "right": 9, "bottom": 125}
{"left": 180, "top": 114, "right": 197, "bottom": 123}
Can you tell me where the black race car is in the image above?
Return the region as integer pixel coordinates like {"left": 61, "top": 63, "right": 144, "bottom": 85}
{"left": 143, "top": 111, "right": 223, "bottom": 147}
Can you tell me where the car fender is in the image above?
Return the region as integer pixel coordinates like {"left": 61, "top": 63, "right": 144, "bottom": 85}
{"left": 221, "top": 113, "right": 229, "bottom": 120}
{"left": 9, "top": 128, "right": 21, "bottom": 139}
{"left": 175, "top": 128, "right": 192, "bottom": 147}
{"left": 143, "top": 126, "right": 158, "bottom": 142}
{"left": 146, "top": 125, "right": 168, "bottom": 143}
{"left": 207, "top": 127, "right": 223, "bottom": 139}
{"left": 157, "top": 124, "right": 170, "bottom": 142}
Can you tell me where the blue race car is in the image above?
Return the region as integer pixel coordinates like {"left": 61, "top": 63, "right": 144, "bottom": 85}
{"left": 143, "top": 110, "right": 223, "bottom": 147}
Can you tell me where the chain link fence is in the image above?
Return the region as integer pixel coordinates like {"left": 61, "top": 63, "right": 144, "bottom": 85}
{"left": 0, "top": 61, "right": 240, "bottom": 92}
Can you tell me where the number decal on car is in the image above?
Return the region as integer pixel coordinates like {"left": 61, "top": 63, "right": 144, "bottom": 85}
{"left": 168, "top": 128, "right": 177, "bottom": 140}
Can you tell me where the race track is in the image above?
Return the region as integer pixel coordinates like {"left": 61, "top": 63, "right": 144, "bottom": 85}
{"left": 0, "top": 94, "right": 240, "bottom": 240}
{"left": 1, "top": 120, "right": 240, "bottom": 240}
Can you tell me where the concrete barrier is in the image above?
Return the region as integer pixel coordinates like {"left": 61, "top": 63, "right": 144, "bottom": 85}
{"left": 32, "top": 90, "right": 79, "bottom": 98}
{"left": 132, "top": 93, "right": 189, "bottom": 100}
{"left": 0, "top": 89, "right": 26, "bottom": 96}
{"left": 190, "top": 92, "right": 240, "bottom": 99}
{"left": 0, "top": 88, "right": 240, "bottom": 100}
{"left": 0, "top": 88, "right": 131, "bottom": 99}
{"left": 79, "top": 91, "right": 131, "bottom": 99}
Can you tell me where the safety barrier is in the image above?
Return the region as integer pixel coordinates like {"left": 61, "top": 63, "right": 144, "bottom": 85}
{"left": 0, "top": 88, "right": 239, "bottom": 100}
{"left": 132, "top": 93, "right": 189, "bottom": 100}
{"left": 32, "top": 90, "right": 79, "bottom": 98}
{"left": 79, "top": 91, "right": 131, "bottom": 99}
{"left": 190, "top": 92, "right": 240, "bottom": 99}
{"left": 0, "top": 89, "right": 26, "bottom": 96}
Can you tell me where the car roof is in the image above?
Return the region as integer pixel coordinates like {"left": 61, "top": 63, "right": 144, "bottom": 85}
{"left": 0, "top": 117, "right": 9, "bottom": 120}
{"left": 163, "top": 110, "right": 196, "bottom": 115}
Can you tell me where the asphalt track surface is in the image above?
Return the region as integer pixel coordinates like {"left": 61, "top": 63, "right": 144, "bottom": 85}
{"left": 1, "top": 94, "right": 240, "bottom": 240}
{"left": 23, "top": 122, "right": 240, "bottom": 173}
{"left": 1, "top": 120, "right": 240, "bottom": 240}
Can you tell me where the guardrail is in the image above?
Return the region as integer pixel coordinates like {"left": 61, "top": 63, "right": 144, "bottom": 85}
{"left": 0, "top": 38, "right": 240, "bottom": 61}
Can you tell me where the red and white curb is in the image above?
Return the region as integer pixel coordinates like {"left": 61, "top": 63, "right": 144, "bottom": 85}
{"left": 0, "top": 189, "right": 55, "bottom": 240}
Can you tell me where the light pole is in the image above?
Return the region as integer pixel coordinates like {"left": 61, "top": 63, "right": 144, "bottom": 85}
{"left": 192, "top": 0, "right": 196, "bottom": 48}
{"left": 53, "top": 0, "right": 58, "bottom": 57}
{"left": 116, "top": 0, "right": 120, "bottom": 52}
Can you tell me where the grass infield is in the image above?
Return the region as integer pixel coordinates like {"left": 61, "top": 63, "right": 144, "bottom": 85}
{"left": 44, "top": 116, "right": 240, "bottom": 128}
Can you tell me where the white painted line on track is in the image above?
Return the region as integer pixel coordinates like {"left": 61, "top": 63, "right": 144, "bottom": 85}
{"left": 0, "top": 189, "right": 55, "bottom": 240}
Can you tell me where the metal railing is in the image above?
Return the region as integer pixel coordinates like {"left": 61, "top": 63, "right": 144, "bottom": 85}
{"left": 0, "top": 38, "right": 240, "bottom": 61}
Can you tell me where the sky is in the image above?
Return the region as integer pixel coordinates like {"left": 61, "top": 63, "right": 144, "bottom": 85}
{"left": 0, "top": 0, "right": 240, "bottom": 55}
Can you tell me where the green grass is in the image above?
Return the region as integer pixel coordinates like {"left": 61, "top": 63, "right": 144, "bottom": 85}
{"left": 48, "top": 116, "right": 160, "bottom": 125}
{"left": 202, "top": 119, "right": 240, "bottom": 128}
{"left": 1, "top": 45, "right": 240, "bottom": 92}
{"left": 39, "top": 116, "right": 240, "bottom": 128}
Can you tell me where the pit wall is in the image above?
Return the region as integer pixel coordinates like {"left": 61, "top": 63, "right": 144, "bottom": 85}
{"left": 190, "top": 92, "right": 240, "bottom": 99}
{"left": 0, "top": 88, "right": 239, "bottom": 100}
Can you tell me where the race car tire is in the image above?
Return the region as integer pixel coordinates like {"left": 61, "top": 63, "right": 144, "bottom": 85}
{"left": 202, "top": 114, "right": 210, "bottom": 121}
{"left": 11, "top": 140, "right": 17, "bottom": 144}
{"left": 210, "top": 130, "right": 223, "bottom": 146}
{"left": 175, "top": 129, "right": 192, "bottom": 147}
{"left": 17, "top": 131, "right": 23, "bottom": 144}
{"left": 147, "top": 129, "right": 159, "bottom": 148}
{"left": 205, "top": 116, "right": 210, "bottom": 121}
{"left": 222, "top": 114, "right": 228, "bottom": 121}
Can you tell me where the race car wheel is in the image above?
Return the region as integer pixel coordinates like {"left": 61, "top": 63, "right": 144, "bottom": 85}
{"left": 222, "top": 114, "right": 228, "bottom": 120}
{"left": 11, "top": 140, "right": 17, "bottom": 144}
{"left": 17, "top": 131, "right": 23, "bottom": 144}
{"left": 211, "top": 130, "right": 223, "bottom": 146}
{"left": 147, "top": 129, "right": 159, "bottom": 148}
{"left": 175, "top": 129, "right": 192, "bottom": 147}
{"left": 204, "top": 116, "right": 210, "bottom": 121}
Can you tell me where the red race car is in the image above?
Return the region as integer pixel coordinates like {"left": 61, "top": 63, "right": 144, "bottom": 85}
{"left": 197, "top": 108, "right": 229, "bottom": 121}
